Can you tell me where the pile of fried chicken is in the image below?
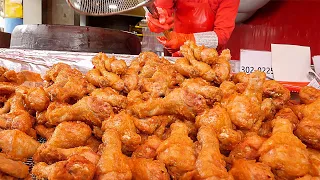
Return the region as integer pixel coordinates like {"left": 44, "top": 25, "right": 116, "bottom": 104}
{"left": 0, "top": 41, "right": 319, "bottom": 180}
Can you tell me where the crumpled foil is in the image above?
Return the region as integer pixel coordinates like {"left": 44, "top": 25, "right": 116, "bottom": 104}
{"left": 0, "top": 48, "right": 240, "bottom": 76}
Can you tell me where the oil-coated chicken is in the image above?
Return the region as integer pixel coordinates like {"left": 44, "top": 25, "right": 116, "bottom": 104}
{"left": 194, "top": 125, "right": 232, "bottom": 180}
{"left": 45, "top": 121, "right": 92, "bottom": 148}
{"left": 259, "top": 118, "right": 310, "bottom": 179}
{"left": 45, "top": 63, "right": 94, "bottom": 102}
{"left": 299, "top": 86, "right": 320, "bottom": 104}
{"left": 295, "top": 98, "right": 320, "bottom": 150}
{"left": 132, "top": 135, "right": 162, "bottom": 159}
{"left": 102, "top": 111, "right": 141, "bottom": 152}
{"left": 0, "top": 129, "right": 40, "bottom": 161}
{"left": 86, "top": 53, "right": 126, "bottom": 91}
{"left": 308, "top": 148, "right": 320, "bottom": 177}
{"left": 156, "top": 122, "right": 196, "bottom": 179}
{"left": 95, "top": 129, "right": 132, "bottom": 180}
{"left": 0, "top": 153, "right": 29, "bottom": 179}
{"left": 32, "top": 155, "right": 96, "bottom": 180}
{"left": 129, "top": 158, "right": 170, "bottom": 180}
{"left": 229, "top": 159, "right": 274, "bottom": 180}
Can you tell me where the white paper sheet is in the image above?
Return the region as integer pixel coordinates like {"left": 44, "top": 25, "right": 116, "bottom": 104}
{"left": 312, "top": 56, "right": 320, "bottom": 76}
{"left": 271, "top": 44, "right": 311, "bottom": 82}
{"left": 308, "top": 78, "right": 320, "bottom": 90}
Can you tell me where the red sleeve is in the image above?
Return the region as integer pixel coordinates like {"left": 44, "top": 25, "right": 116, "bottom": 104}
{"left": 214, "top": 0, "right": 240, "bottom": 47}
{"left": 155, "top": 0, "right": 175, "bottom": 13}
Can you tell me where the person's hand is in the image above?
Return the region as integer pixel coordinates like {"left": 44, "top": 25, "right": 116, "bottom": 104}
{"left": 146, "top": 7, "right": 174, "bottom": 33}
{"left": 157, "top": 31, "right": 195, "bottom": 53}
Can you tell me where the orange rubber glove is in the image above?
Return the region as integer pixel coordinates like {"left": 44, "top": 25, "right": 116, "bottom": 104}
{"left": 157, "top": 31, "right": 195, "bottom": 53}
{"left": 158, "top": 31, "right": 219, "bottom": 54}
{"left": 146, "top": 7, "right": 174, "bottom": 33}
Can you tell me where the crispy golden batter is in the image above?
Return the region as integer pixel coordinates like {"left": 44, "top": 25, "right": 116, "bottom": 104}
{"left": 129, "top": 158, "right": 170, "bottom": 180}
{"left": 230, "top": 159, "right": 274, "bottom": 180}
{"left": 299, "top": 86, "right": 320, "bottom": 104}
{"left": 0, "top": 153, "right": 29, "bottom": 179}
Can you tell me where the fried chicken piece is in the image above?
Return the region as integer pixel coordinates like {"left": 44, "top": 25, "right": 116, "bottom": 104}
{"left": 32, "top": 155, "right": 96, "bottom": 180}
{"left": 35, "top": 124, "right": 54, "bottom": 139}
{"left": 46, "top": 94, "right": 113, "bottom": 126}
{"left": 90, "top": 87, "right": 127, "bottom": 112}
{"left": 177, "top": 41, "right": 231, "bottom": 84}
{"left": 0, "top": 82, "right": 16, "bottom": 95}
{"left": 196, "top": 103, "right": 242, "bottom": 150}
{"left": 128, "top": 158, "right": 170, "bottom": 180}
{"left": 33, "top": 144, "right": 99, "bottom": 165}
{"left": 261, "top": 98, "right": 277, "bottom": 121}
{"left": 0, "top": 93, "right": 34, "bottom": 133}
{"left": 133, "top": 116, "right": 165, "bottom": 135}
{"left": 24, "top": 87, "right": 50, "bottom": 112}
{"left": 259, "top": 118, "right": 310, "bottom": 179}
{"left": 295, "top": 98, "right": 320, "bottom": 150}
{"left": 0, "top": 153, "right": 29, "bottom": 179}
{"left": 156, "top": 122, "right": 196, "bottom": 179}
{"left": 86, "top": 136, "right": 102, "bottom": 153}
{"left": 46, "top": 121, "right": 92, "bottom": 148}
{"left": 45, "top": 63, "right": 94, "bottom": 102}
{"left": 0, "top": 172, "right": 16, "bottom": 180}
{"left": 95, "top": 129, "right": 132, "bottom": 180}
{"left": 296, "top": 175, "right": 320, "bottom": 180}
{"left": 130, "top": 88, "right": 208, "bottom": 121}
{"left": 153, "top": 115, "right": 179, "bottom": 140}
{"left": 228, "top": 132, "right": 266, "bottom": 163}
{"left": 132, "top": 135, "right": 162, "bottom": 159}
{"left": 0, "top": 129, "right": 40, "bottom": 161}
{"left": 102, "top": 111, "right": 141, "bottom": 152}
{"left": 225, "top": 71, "right": 265, "bottom": 130}
{"left": 308, "top": 148, "right": 320, "bottom": 177}
{"left": 229, "top": 159, "right": 274, "bottom": 180}
{"left": 275, "top": 108, "right": 299, "bottom": 128}
{"left": 180, "top": 78, "right": 222, "bottom": 106}
{"left": 299, "top": 86, "right": 320, "bottom": 104}
{"left": 86, "top": 53, "right": 125, "bottom": 91}
{"left": 123, "top": 59, "right": 140, "bottom": 92}
{"left": 263, "top": 80, "right": 291, "bottom": 109}
{"left": 194, "top": 125, "right": 232, "bottom": 180}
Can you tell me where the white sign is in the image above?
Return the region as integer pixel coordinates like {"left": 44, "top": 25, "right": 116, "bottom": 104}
{"left": 240, "top": 49, "right": 274, "bottom": 79}
{"left": 312, "top": 56, "right": 320, "bottom": 76}
{"left": 272, "top": 44, "right": 310, "bottom": 82}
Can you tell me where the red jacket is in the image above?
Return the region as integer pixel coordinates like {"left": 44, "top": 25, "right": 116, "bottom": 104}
{"left": 155, "top": 0, "right": 240, "bottom": 48}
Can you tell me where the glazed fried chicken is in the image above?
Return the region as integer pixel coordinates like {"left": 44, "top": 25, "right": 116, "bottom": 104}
{"left": 45, "top": 63, "right": 94, "bottom": 102}
{"left": 176, "top": 41, "right": 231, "bottom": 84}
{"left": 299, "top": 86, "right": 320, "bottom": 104}
{"left": 0, "top": 153, "right": 29, "bottom": 179}
{"left": 101, "top": 111, "right": 141, "bottom": 152}
{"left": 0, "top": 129, "right": 40, "bottom": 161}
{"left": 46, "top": 93, "right": 114, "bottom": 126}
{"left": 194, "top": 125, "right": 232, "bottom": 180}
{"left": 45, "top": 121, "right": 92, "bottom": 148}
{"left": 225, "top": 71, "right": 265, "bottom": 130}
{"left": 130, "top": 88, "right": 208, "bottom": 120}
{"left": 229, "top": 159, "right": 274, "bottom": 180}
{"left": 196, "top": 103, "right": 242, "bottom": 150}
{"left": 0, "top": 93, "right": 34, "bottom": 133}
{"left": 295, "top": 98, "right": 320, "bottom": 150}
{"left": 129, "top": 158, "right": 170, "bottom": 180}
{"left": 32, "top": 155, "right": 96, "bottom": 180}
{"left": 33, "top": 144, "right": 99, "bottom": 165}
{"left": 86, "top": 53, "right": 126, "bottom": 91}
{"left": 156, "top": 122, "right": 196, "bottom": 179}
{"left": 259, "top": 118, "right": 310, "bottom": 179}
{"left": 95, "top": 129, "right": 132, "bottom": 180}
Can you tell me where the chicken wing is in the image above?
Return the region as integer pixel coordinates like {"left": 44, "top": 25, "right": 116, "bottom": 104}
{"left": 32, "top": 155, "right": 96, "bottom": 180}
{"left": 229, "top": 159, "right": 274, "bottom": 180}
{"left": 101, "top": 111, "right": 141, "bottom": 152}
{"left": 156, "top": 122, "right": 196, "bottom": 179}
{"left": 132, "top": 135, "right": 162, "bottom": 159}
{"left": 24, "top": 87, "right": 50, "bottom": 112}
{"left": 225, "top": 71, "right": 265, "bottom": 130}
{"left": 263, "top": 80, "right": 290, "bottom": 109}
{"left": 33, "top": 144, "right": 99, "bottom": 165}
{"left": 259, "top": 118, "right": 310, "bottom": 179}
{"left": 295, "top": 98, "right": 320, "bottom": 150}
{"left": 128, "top": 158, "right": 170, "bottom": 180}
{"left": 45, "top": 63, "right": 94, "bottom": 102}
{"left": 299, "top": 86, "right": 320, "bottom": 104}
{"left": 46, "top": 121, "right": 92, "bottom": 148}
{"left": 46, "top": 94, "right": 113, "bottom": 126}
{"left": 90, "top": 87, "right": 127, "bottom": 112}
{"left": 0, "top": 153, "right": 29, "bottom": 179}
{"left": 95, "top": 129, "right": 132, "bottom": 180}
{"left": 194, "top": 125, "right": 232, "bottom": 180}
{"left": 86, "top": 53, "right": 125, "bottom": 91}
{"left": 0, "top": 129, "right": 40, "bottom": 161}
{"left": 35, "top": 124, "right": 54, "bottom": 139}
